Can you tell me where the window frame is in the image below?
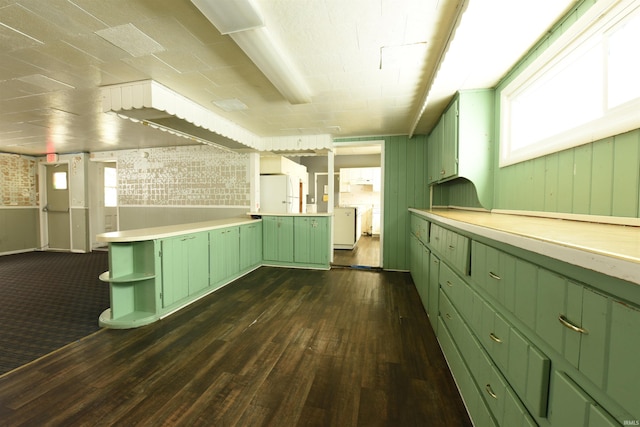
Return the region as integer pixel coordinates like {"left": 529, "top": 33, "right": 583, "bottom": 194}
{"left": 499, "top": 0, "right": 640, "bottom": 167}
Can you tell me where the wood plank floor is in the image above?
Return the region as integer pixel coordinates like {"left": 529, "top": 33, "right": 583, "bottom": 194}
{"left": 0, "top": 267, "right": 471, "bottom": 426}
{"left": 333, "top": 235, "right": 380, "bottom": 268}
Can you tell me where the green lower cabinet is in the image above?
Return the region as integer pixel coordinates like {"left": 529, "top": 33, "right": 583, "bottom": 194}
{"left": 293, "top": 216, "right": 329, "bottom": 266}
{"left": 262, "top": 215, "right": 329, "bottom": 269}
{"left": 438, "top": 291, "right": 535, "bottom": 427}
{"left": 428, "top": 253, "right": 440, "bottom": 332}
{"left": 240, "top": 222, "right": 262, "bottom": 271}
{"left": 419, "top": 243, "right": 430, "bottom": 310}
{"left": 160, "top": 232, "right": 209, "bottom": 308}
{"left": 263, "top": 216, "right": 294, "bottom": 263}
{"left": 210, "top": 227, "right": 240, "bottom": 288}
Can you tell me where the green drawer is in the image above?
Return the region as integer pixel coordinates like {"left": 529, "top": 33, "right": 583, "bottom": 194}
{"left": 439, "top": 291, "right": 536, "bottom": 426}
{"left": 473, "top": 288, "right": 550, "bottom": 417}
{"left": 431, "top": 223, "right": 470, "bottom": 275}
{"left": 548, "top": 371, "right": 618, "bottom": 427}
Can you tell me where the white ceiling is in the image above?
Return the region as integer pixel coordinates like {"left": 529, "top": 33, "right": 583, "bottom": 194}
{"left": 0, "top": 0, "right": 576, "bottom": 156}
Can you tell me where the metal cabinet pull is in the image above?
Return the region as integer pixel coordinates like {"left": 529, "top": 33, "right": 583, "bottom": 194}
{"left": 448, "top": 245, "right": 455, "bottom": 250}
{"left": 558, "top": 314, "right": 588, "bottom": 335}
{"left": 446, "top": 280, "right": 453, "bottom": 287}
{"left": 485, "top": 384, "right": 497, "bottom": 399}
{"left": 445, "top": 313, "right": 452, "bottom": 320}
{"left": 488, "top": 271, "right": 501, "bottom": 280}
{"left": 489, "top": 333, "right": 502, "bottom": 343}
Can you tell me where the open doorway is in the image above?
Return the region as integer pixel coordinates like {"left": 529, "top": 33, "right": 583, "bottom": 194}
{"left": 307, "top": 141, "right": 384, "bottom": 269}
{"left": 90, "top": 161, "right": 118, "bottom": 250}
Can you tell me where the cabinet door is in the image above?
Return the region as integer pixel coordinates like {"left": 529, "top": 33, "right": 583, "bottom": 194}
{"left": 161, "top": 237, "right": 189, "bottom": 307}
{"left": 209, "top": 228, "right": 227, "bottom": 286}
{"left": 294, "top": 216, "right": 328, "bottom": 265}
{"left": 441, "top": 98, "right": 459, "bottom": 180}
{"left": 277, "top": 217, "right": 295, "bottom": 262}
{"left": 427, "top": 119, "right": 443, "bottom": 184}
{"left": 262, "top": 216, "right": 279, "bottom": 261}
{"left": 187, "top": 232, "right": 209, "bottom": 295}
{"left": 410, "top": 234, "right": 422, "bottom": 289}
{"left": 224, "top": 226, "right": 240, "bottom": 278}
{"left": 240, "top": 223, "right": 262, "bottom": 270}
{"left": 419, "top": 243, "right": 430, "bottom": 310}
{"left": 428, "top": 253, "right": 440, "bottom": 332}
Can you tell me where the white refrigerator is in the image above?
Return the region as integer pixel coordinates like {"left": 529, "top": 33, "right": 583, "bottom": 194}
{"left": 260, "top": 175, "right": 300, "bottom": 213}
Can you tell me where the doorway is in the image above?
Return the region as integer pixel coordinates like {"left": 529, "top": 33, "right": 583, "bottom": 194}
{"left": 329, "top": 141, "right": 384, "bottom": 269}
{"left": 43, "top": 163, "right": 71, "bottom": 251}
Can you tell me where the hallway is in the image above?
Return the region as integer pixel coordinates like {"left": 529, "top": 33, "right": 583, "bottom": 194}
{"left": 332, "top": 235, "right": 380, "bottom": 268}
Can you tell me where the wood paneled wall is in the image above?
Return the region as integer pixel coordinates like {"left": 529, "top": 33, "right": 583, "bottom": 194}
{"left": 493, "top": 131, "right": 640, "bottom": 217}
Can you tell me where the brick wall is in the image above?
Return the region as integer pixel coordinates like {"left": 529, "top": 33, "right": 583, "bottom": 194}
{"left": 0, "top": 154, "right": 37, "bottom": 207}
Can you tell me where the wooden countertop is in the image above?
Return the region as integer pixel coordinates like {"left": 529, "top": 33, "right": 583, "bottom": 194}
{"left": 96, "top": 217, "right": 261, "bottom": 243}
{"left": 410, "top": 208, "right": 640, "bottom": 286}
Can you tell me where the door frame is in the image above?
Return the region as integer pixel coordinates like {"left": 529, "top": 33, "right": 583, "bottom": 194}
{"left": 39, "top": 161, "right": 72, "bottom": 251}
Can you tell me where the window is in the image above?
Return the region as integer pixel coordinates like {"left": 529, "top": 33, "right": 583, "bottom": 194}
{"left": 53, "top": 172, "right": 67, "bottom": 190}
{"left": 104, "top": 166, "right": 117, "bottom": 207}
{"left": 500, "top": 0, "right": 640, "bottom": 167}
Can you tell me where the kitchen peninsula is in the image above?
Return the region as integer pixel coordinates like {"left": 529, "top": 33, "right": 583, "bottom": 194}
{"left": 97, "top": 212, "right": 332, "bottom": 329}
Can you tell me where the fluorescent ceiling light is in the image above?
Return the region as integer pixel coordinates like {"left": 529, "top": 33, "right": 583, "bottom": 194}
{"left": 191, "top": 0, "right": 311, "bottom": 105}
{"left": 191, "top": 0, "right": 264, "bottom": 34}
{"left": 95, "top": 23, "right": 165, "bottom": 57}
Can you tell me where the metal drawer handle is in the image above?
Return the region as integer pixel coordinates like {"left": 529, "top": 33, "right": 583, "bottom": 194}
{"left": 445, "top": 313, "right": 452, "bottom": 320}
{"left": 485, "top": 384, "right": 497, "bottom": 399}
{"left": 446, "top": 280, "right": 453, "bottom": 287}
{"left": 489, "top": 333, "right": 502, "bottom": 343}
{"left": 433, "top": 259, "right": 439, "bottom": 265}
{"left": 448, "top": 245, "right": 455, "bottom": 250}
{"left": 488, "top": 271, "right": 501, "bottom": 280}
{"left": 558, "top": 314, "right": 588, "bottom": 335}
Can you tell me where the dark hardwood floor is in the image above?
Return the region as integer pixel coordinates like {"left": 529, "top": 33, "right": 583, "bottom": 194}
{"left": 333, "top": 235, "right": 380, "bottom": 268}
{"left": 0, "top": 266, "right": 471, "bottom": 426}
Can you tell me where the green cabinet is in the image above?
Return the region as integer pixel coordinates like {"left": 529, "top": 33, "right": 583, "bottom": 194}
{"left": 99, "top": 240, "right": 158, "bottom": 328}
{"left": 427, "top": 118, "right": 443, "bottom": 184}
{"left": 262, "top": 215, "right": 330, "bottom": 269}
{"left": 409, "top": 211, "right": 640, "bottom": 426}
{"left": 100, "top": 219, "right": 263, "bottom": 329}
{"left": 160, "top": 232, "right": 209, "bottom": 308}
{"left": 426, "top": 89, "right": 494, "bottom": 208}
{"left": 428, "top": 253, "right": 440, "bottom": 332}
{"left": 210, "top": 227, "right": 240, "bottom": 288}
{"left": 263, "top": 216, "right": 294, "bottom": 263}
{"left": 293, "top": 216, "right": 329, "bottom": 266}
{"left": 240, "top": 222, "right": 262, "bottom": 271}
{"left": 441, "top": 98, "right": 459, "bottom": 180}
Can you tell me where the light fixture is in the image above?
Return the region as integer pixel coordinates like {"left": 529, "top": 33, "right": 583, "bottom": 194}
{"left": 191, "top": 0, "right": 312, "bottom": 105}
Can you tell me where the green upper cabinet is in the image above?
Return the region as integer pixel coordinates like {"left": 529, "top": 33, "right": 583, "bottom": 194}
{"left": 427, "top": 119, "right": 443, "bottom": 184}
{"left": 427, "top": 89, "right": 495, "bottom": 208}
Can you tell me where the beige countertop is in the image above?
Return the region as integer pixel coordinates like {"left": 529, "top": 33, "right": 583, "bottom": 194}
{"left": 96, "top": 217, "right": 261, "bottom": 243}
{"left": 248, "top": 212, "right": 333, "bottom": 217}
{"left": 410, "top": 208, "right": 640, "bottom": 285}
